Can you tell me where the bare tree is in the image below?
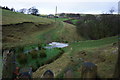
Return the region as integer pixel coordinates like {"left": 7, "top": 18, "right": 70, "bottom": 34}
{"left": 27, "top": 7, "right": 39, "bottom": 15}
{"left": 109, "top": 7, "right": 115, "bottom": 14}
{"left": 10, "top": 8, "right": 15, "bottom": 12}
{"left": 19, "top": 8, "right": 27, "bottom": 14}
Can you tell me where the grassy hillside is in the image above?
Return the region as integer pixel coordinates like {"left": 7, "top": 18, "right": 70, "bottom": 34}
{"left": 1, "top": 9, "right": 83, "bottom": 78}
{"left": 33, "top": 36, "right": 118, "bottom": 78}
{"left": 2, "top": 9, "right": 53, "bottom": 25}
{"left": 2, "top": 9, "right": 118, "bottom": 78}
{"left": 66, "top": 36, "right": 118, "bottom": 55}
{"left": 2, "top": 9, "right": 82, "bottom": 48}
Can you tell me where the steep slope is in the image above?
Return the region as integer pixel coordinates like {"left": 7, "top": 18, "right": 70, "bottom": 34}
{"left": 33, "top": 36, "right": 118, "bottom": 78}
{"left": 1, "top": 9, "right": 118, "bottom": 78}
{"left": 2, "top": 9, "right": 83, "bottom": 48}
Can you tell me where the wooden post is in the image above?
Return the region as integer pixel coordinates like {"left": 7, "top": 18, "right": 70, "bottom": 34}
{"left": 81, "top": 62, "right": 97, "bottom": 79}
{"left": 113, "top": 41, "right": 120, "bottom": 78}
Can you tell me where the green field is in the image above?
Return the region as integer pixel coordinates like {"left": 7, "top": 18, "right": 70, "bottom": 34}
{"left": 65, "top": 36, "right": 118, "bottom": 78}
{"left": 67, "top": 36, "right": 118, "bottom": 55}
{"left": 50, "top": 18, "right": 69, "bottom": 21}
{"left": 70, "top": 19, "right": 79, "bottom": 25}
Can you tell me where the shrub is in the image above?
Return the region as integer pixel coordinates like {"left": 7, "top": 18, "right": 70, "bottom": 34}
{"left": 45, "top": 59, "right": 53, "bottom": 64}
{"left": 31, "top": 65, "right": 37, "bottom": 72}
{"left": 58, "top": 48, "right": 65, "bottom": 54}
{"left": 61, "top": 49, "right": 65, "bottom": 54}
{"left": 17, "top": 53, "right": 27, "bottom": 64}
{"left": 64, "top": 41, "right": 68, "bottom": 43}
{"left": 36, "top": 60, "right": 40, "bottom": 68}
{"left": 39, "top": 49, "right": 47, "bottom": 58}
{"left": 38, "top": 44, "right": 42, "bottom": 50}
{"left": 16, "top": 46, "right": 24, "bottom": 53}
{"left": 29, "top": 50, "right": 38, "bottom": 59}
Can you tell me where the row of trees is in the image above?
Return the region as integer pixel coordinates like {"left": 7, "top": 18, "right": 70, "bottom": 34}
{"left": 19, "top": 7, "right": 39, "bottom": 15}
{"left": 59, "top": 7, "right": 115, "bottom": 18}
{"left": 0, "top": 6, "right": 15, "bottom": 11}
{"left": 64, "top": 14, "right": 119, "bottom": 40}
{"left": 1, "top": 6, "right": 39, "bottom": 16}
{"left": 76, "top": 14, "right": 120, "bottom": 40}
{"left": 59, "top": 13, "right": 81, "bottom": 18}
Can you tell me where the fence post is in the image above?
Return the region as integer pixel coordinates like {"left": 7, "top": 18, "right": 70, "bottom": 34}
{"left": 113, "top": 41, "right": 120, "bottom": 78}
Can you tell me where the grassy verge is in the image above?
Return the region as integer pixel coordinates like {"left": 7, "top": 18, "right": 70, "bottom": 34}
{"left": 50, "top": 18, "right": 69, "bottom": 22}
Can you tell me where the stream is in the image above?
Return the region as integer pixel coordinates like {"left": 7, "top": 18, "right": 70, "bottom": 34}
{"left": 24, "top": 42, "right": 69, "bottom": 53}
{"left": 44, "top": 42, "right": 69, "bottom": 49}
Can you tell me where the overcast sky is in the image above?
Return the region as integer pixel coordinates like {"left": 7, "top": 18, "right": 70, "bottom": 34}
{"left": 1, "top": 0, "right": 119, "bottom": 14}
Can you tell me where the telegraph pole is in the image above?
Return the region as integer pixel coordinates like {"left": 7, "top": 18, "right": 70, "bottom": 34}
{"left": 55, "top": 6, "right": 57, "bottom": 22}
